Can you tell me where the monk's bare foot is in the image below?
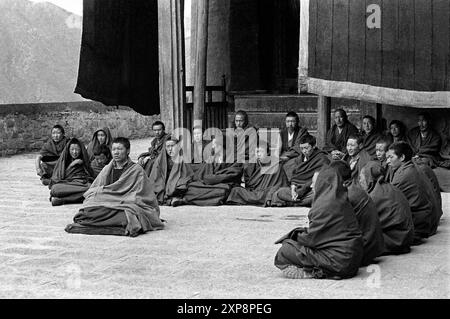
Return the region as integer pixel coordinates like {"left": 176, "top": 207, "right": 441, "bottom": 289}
{"left": 51, "top": 197, "right": 65, "bottom": 206}
{"left": 281, "top": 265, "right": 313, "bottom": 279}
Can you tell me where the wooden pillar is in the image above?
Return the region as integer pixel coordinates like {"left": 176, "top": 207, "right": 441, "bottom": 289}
{"left": 317, "top": 96, "right": 331, "bottom": 148}
{"left": 192, "top": 0, "right": 209, "bottom": 129}
{"left": 376, "top": 103, "right": 384, "bottom": 131}
{"left": 158, "top": 0, "right": 186, "bottom": 133}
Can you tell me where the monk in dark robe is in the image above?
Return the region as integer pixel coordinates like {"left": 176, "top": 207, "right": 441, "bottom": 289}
{"left": 35, "top": 125, "right": 69, "bottom": 185}
{"left": 274, "top": 167, "right": 364, "bottom": 279}
{"left": 228, "top": 110, "right": 258, "bottom": 163}
{"left": 148, "top": 137, "right": 194, "bottom": 206}
{"left": 65, "top": 137, "right": 164, "bottom": 237}
{"left": 329, "top": 161, "right": 384, "bottom": 266}
{"left": 359, "top": 161, "right": 414, "bottom": 255}
{"left": 386, "top": 142, "right": 434, "bottom": 243}
{"left": 138, "top": 121, "right": 170, "bottom": 176}
{"left": 414, "top": 163, "right": 443, "bottom": 236}
{"left": 389, "top": 120, "right": 408, "bottom": 143}
{"left": 86, "top": 127, "right": 113, "bottom": 161}
{"left": 171, "top": 139, "right": 243, "bottom": 207}
{"left": 90, "top": 144, "right": 112, "bottom": 178}
{"left": 343, "top": 135, "right": 373, "bottom": 183}
{"left": 272, "top": 135, "right": 330, "bottom": 207}
{"left": 279, "top": 111, "right": 310, "bottom": 162}
{"left": 360, "top": 115, "right": 383, "bottom": 158}
{"left": 407, "top": 113, "right": 442, "bottom": 168}
{"left": 324, "top": 109, "right": 359, "bottom": 160}
{"left": 49, "top": 138, "right": 94, "bottom": 206}
{"left": 226, "top": 146, "right": 288, "bottom": 207}
{"left": 375, "top": 137, "right": 391, "bottom": 169}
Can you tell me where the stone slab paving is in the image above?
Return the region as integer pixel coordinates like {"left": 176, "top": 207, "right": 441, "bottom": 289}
{"left": 0, "top": 138, "right": 448, "bottom": 299}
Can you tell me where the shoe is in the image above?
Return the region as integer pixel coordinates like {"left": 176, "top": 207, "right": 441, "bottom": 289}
{"left": 51, "top": 197, "right": 65, "bottom": 206}
{"left": 281, "top": 265, "right": 314, "bottom": 279}
{"left": 171, "top": 198, "right": 185, "bottom": 207}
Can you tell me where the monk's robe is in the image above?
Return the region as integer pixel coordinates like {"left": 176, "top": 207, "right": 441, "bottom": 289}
{"left": 323, "top": 122, "right": 359, "bottom": 153}
{"left": 387, "top": 160, "right": 434, "bottom": 241}
{"left": 86, "top": 127, "right": 113, "bottom": 161}
{"left": 65, "top": 159, "right": 165, "bottom": 237}
{"left": 90, "top": 157, "right": 110, "bottom": 178}
{"left": 181, "top": 162, "right": 243, "bottom": 206}
{"left": 226, "top": 160, "right": 288, "bottom": 206}
{"left": 38, "top": 136, "right": 69, "bottom": 178}
{"left": 148, "top": 148, "right": 194, "bottom": 205}
{"left": 138, "top": 133, "right": 171, "bottom": 176}
{"left": 361, "top": 130, "right": 383, "bottom": 158}
{"left": 362, "top": 161, "right": 414, "bottom": 255}
{"left": 272, "top": 149, "right": 330, "bottom": 207}
{"left": 347, "top": 182, "right": 385, "bottom": 266}
{"left": 344, "top": 149, "right": 373, "bottom": 183}
{"left": 280, "top": 126, "right": 310, "bottom": 160}
{"left": 230, "top": 125, "right": 258, "bottom": 163}
{"left": 50, "top": 139, "right": 94, "bottom": 203}
{"left": 407, "top": 127, "right": 442, "bottom": 167}
{"left": 274, "top": 168, "right": 364, "bottom": 279}
{"left": 415, "top": 164, "right": 443, "bottom": 236}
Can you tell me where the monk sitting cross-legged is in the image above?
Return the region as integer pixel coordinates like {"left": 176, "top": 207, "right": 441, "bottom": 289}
{"left": 274, "top": 167, "right": 364, "bottom": 280}
{"left": 65, "top": 137, "right": 165, "bottom": 237}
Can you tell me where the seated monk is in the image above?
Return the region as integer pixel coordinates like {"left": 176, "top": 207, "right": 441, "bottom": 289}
{"left": 389, "top": 120, "right": 408, "bottom": 143}
{"left": 359, "top": 161, "right": 414, "bottom": 255}
{"left": 274, "top": 167, "right": 364, "bottom": 279}
{"left": 272, "top": 135, "right": 330, "bottom": 207}
{"left": 86, "top": 127, "right": 113, "bottom": 162}
{"left": 35, "top": 125, "right": 69, "bottom": 186}
{"left": 414, "top": 163, "right": 443, "bottom": 236}
{"left": 148, "top": 136, "right": 194, "bottom": 206}
{"left": 172, "top": 139, "right": 244, "bottom": 207}
{"left": 329, "top": 161, "right": 384, "bottom": 267}
{"left": 343, "top": 135, "right": 373, "bottom": 183}
{"left": 49, "top": 138, "right": 94, "bottom": 206}
{"left": 375, "top": 137, "right": 392, "bottom": 169}
{"left": 65, "top": 137, "right": 164, "bottom": 237}
{"left": 360, "top": 115, "right": 383, "bottom": 158}
{"left": 386, "top": 142, "right": 435, "bottom": 243}
{"left": 138, "top": 121, "right": 170, "bottom": 176}
{"left": 90, "top": 144, "right": 112, "bottom": 178}
{"left": 226, "top": 146, "right": 288, "bottom": 207}
{"left": 279, "top": 112, "right": 310, "bottom": 163}
{"left": 407, "top": 112, "right": 442, "bottom": 168}
{"left": 229, "top": 110, "right": 258, "bottom": 163}
{"left": 323, "top": 109, "right": 359, "bottom": 160}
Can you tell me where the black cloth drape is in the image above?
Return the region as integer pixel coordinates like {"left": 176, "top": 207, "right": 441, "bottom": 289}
{"left": 75, "top": 0, "right": 160, "bottom": 115}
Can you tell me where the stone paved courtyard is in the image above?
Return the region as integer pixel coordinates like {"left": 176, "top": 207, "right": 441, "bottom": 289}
{"left": 0, "top": 138, "right": 448, "bottom": 299}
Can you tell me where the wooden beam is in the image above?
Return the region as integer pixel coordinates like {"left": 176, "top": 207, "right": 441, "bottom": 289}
{"left": 376, "top": 103, "right": 383, "bottom": 131}
{"left": 193, "top": 0, "right": 209, "bottom": 129}
{"left": 317, "top": 95, "right": 331, "bottom": 148}
{"left": 158, "top": 0, "right": 186, "bottom": 132}
{"left": 305, "top": 77, "right": 450, "bottom": 108}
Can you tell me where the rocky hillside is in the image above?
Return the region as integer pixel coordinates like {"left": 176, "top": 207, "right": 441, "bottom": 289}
{"left": 0, "top": 0, "right": 84, "bottom": 104}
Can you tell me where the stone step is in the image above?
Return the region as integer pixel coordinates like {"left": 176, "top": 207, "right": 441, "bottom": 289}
{"left": 233, "top": 94, "right": 319, "bottom": 112}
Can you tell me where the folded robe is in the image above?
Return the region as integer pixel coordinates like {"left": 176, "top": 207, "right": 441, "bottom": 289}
{"left": 138, "top": 133, "right": 171, "bottom": 176}
{"left": 362, "top": 161, "right": 414, "bottom": 255}
{"left": 347, "top": 182, "right": 385, "bottom": 266}
{"left": 274, "top": 168, "right": 364, "bottom": 279}
{"left": 65, "top": 160, "right": 164, "bottom": 237}
{"left": 226, "top": 160, "right": 288, "bottom": 206}
{"left": 148, "top": 147, "right": 194, "bottom": 205}
{"left": 388, "top": 161, "right": 434, "bottom": 240}
{"left": 415, "top": 163, "right": 443, "bottom": 236}
{"left": 39, "top": 136, "right": 69, "bottom": 177}
{"left": 361, "top": 130, "right": 383, "bottom": 159}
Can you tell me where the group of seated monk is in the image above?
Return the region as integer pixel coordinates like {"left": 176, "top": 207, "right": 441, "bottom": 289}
{"left": 35, "top": 110, "right": 444, "bottom": 280}
{"left": 35, "top": 125, "right": 114, "bottom": 206}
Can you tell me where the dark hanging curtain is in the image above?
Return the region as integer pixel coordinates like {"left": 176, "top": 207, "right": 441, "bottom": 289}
{"left": 75, "top": 0, "right": 160, "bottom": 115}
